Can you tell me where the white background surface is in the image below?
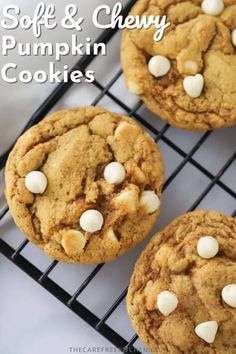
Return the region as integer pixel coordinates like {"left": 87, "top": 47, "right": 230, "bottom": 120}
{"left": 0, "top": 1, "right": 236, "bottom": 354}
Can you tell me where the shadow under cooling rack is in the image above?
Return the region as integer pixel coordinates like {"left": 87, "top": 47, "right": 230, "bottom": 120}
{"left": 0, "top": 0, "right": 236, "bottom": 353}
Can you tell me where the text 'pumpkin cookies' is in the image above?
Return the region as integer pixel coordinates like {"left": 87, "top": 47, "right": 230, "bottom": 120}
{"left": 127, "top": 210, "right": 236, "bottom": 353}
{"left": 121, "top": 0, "right": 236, "bottom": 131}
{"left": 5, "top": 107, "right": 164, "bottom": 264}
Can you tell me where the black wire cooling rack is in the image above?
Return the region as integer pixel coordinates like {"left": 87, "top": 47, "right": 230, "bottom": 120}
{"left": 0, "top": 0, "right": 236, "bottom": 352}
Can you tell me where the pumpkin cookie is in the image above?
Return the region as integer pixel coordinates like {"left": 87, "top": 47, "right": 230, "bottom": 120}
{"left": 5, "top": 107, "right": 164, "bottom": 264}
{"left": 127, "top": 210, "right": 236, "bottom": 353}
{"left": 121, "top": 0, "right": 236, "bottom": 131}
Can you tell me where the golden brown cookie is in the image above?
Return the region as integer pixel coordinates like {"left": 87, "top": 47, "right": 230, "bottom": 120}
{"left": 5, "top": 107, "right": 164, "bottom": 264}
{"left": 127, "top": 210, "right": 236, "bottom": 353}
{"left": 121, "top": 0, "right": 236, "bottom": 131}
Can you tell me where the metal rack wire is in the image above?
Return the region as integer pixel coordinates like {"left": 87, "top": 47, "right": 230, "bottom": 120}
{"left": 0, "top": 0, "right": 235, "bottom": 353}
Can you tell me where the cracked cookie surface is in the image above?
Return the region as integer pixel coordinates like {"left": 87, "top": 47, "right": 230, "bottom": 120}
{"left": 5, "top": 107, "right": 164, "bottom": 264}
{"left": 127, "top": 210, "right": 236, "bottom": 353}
{"left": 121, "top": 0, "right": 236, "bottom": 131}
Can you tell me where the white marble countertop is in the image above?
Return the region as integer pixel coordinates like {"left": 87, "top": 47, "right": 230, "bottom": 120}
{"left": 0, "top": 1, "right": 235, "bottom": 354}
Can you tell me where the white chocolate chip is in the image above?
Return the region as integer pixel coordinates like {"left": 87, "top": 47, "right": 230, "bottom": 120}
{"left": 25, "top": 171, "right": 47, "bottom": 194}
{"left": 114, "top": 186, "right": 139, "bottom": 213}
{"left": 201, "top": 0, "right": 224, "bottom": 15}
{"left": 80, "top": 209, "right": 104, "bottom": 233}
{"left": 183, "top": 74, "right": 204, "bottom": 98}
{"left": 61, "top": 230, "right": 86, "bottom": 255}
{"left": 148, "top": 55, "right": 171, "bottom": 78}
{"left": 195, "top": 321, "right": 218, "bottom": 344}
{"left": 197, "top": 236, "right": 219, "bottom": 259}
{"left": 140, "top": 190, "right": 160, "bottom": 214}
{"left": 115, "top": 190, "right": 137, "bottom": 212}
{"left": 106, "top": 229, "right": 119, "bottom": 242}
{"left": 221, "top": 284, "right": 236, "bottom": 308}
{"left": 104, "top": 162, "right": 126, "bottom": 185}
{"left": 232, "top": 29, "right": 236, "bottom": 47}
{"left": 157, "top": 291, "right": 178, "bottom": 316}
